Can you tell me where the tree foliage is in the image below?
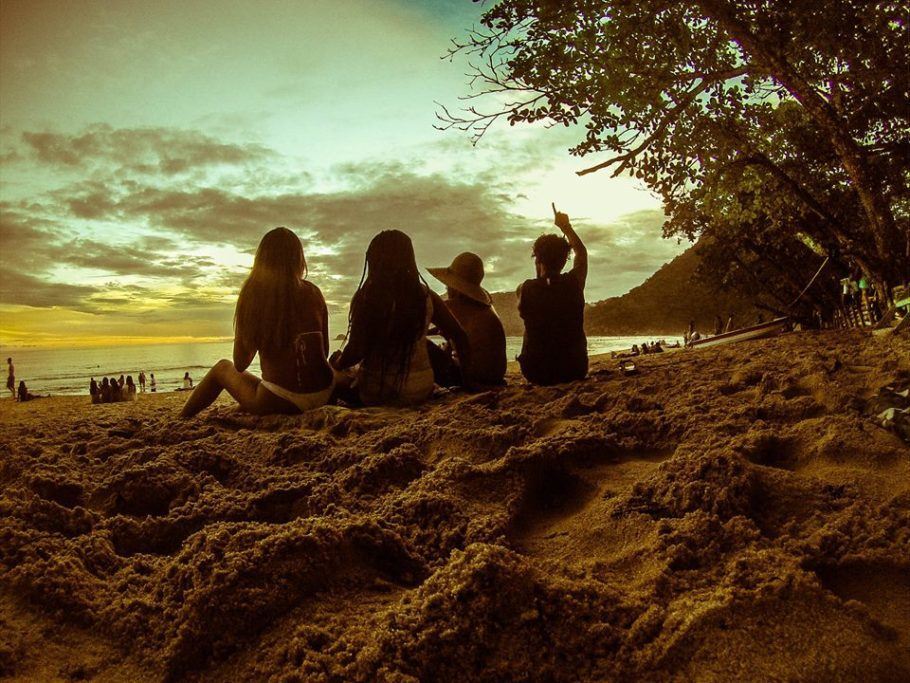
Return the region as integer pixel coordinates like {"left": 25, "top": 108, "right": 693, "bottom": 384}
{"left": 441, "top": 0, "right": 910, "bottom": 306}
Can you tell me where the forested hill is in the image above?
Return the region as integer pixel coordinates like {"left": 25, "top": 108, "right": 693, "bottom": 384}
{"left": 490, "top": 246, "right": 759, "bottom": 337}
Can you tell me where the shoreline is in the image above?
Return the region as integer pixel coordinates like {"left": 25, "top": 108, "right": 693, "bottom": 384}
{"left": 2, "top": 329, "right": 908, "bottom": 680}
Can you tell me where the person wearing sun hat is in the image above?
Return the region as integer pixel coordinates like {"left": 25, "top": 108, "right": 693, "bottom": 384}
{"left": 427, "top": 252, "right": 507, "bottom": 387}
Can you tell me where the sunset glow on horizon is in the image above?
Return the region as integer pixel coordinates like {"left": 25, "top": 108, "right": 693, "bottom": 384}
{"left": 0, "top": 0, "right": 683, "bottom": 349}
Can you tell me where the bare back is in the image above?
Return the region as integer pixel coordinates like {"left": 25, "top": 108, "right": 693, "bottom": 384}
{"left": 445, "top": 297, "right": 507, "bottom": 386}
{"left": 242, "top": 281, "right": 333, "bottom": 393}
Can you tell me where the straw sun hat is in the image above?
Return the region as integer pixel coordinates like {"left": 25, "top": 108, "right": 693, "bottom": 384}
{"left": 427, "top": 252, "right": 492, "bottom": 306}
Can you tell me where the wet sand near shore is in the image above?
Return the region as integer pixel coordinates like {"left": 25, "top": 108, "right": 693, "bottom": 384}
{"left": 1, "top": 330, "right": 908, "bottom": 681}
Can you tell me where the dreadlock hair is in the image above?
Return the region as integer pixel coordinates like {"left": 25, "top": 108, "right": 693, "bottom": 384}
{"left": 347, "top": 230, "right": 427, "bottom": 391}
{"left": 235, "top": 227, "right": 312, "bottom": 352}
{"left": 533, "top": 234, "right": 571, "bottom": 275}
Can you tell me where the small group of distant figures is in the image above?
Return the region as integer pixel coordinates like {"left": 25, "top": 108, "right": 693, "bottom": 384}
{"left": 90, "top": 375, "right": 140, "bottom": 404}
{"left": 613, "top": 339, "right": 679, "bottom": 360}
{"left": 631, "top": 340, "right": 675, "bottom": 355}
{"left": 89, "top": 371, "right": 195, "bottom": 403}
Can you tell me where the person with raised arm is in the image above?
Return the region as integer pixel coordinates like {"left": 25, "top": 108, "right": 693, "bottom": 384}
{"left": 180, "top": 227, "right": 334, "bottom": 418}
{"left": 517, "top": 204, "right": 588, "bottom": 385}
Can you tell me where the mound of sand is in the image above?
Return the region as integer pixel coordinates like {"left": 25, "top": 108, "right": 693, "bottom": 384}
{"left": 2, "top": 330, "right": 908, "bottom": 681}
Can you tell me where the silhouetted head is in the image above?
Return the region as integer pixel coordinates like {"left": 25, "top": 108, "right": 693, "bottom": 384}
{"left": 252, "top": 226, "right": 306, "bottom": 280}
{"left": 532, "top": 234, "right": 571, "bottom": 276}
{"left": 235, "top": 227, "right": 318, "bottom": 352}
{"left": 6, "top": 358, "right": 10, "bottom": 364}
{"left": 348, "top": 230, "right": 426, "bottom": 389}
{"left": 126, "top": 375, "right": 134, "bottom": 386}
{"left": 184, "top": 372, "right": 189, "bottom": 379}
{"left": 363, "top": 230, "right": 419, "bottom": 281}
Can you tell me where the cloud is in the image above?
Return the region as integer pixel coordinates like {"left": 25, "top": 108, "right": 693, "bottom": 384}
{"left": 0, "top": 270, "right": 99, "bottom": 309}
{"left": 0, "top": 204, "right": 214, "bottom": 281}
{"left": 17, "top": 124, "right": 273, "bottom": 175}
{"left": 0, "top": 124, "right": 683, "bottom": 343}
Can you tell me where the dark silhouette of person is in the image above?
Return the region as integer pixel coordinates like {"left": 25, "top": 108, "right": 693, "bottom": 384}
{"left": 427, "top": 252, "right": 506, "bottom": 388}
{"left": 138, "top": 371, "right": 146, "bottom": 392}
{"left": 118, "top": 374, "right": 125, "bottom": 388}
{"left": 90, "top": 377, "right": 100, "bottom": 404}
{"left": 110, "top": 377, "right": 123, "bottom": 402}
{"left": 126, "top": 375, "right": 137, "bottom": 399}
{"left": 100, "top": 377, "right": 112, "bottom": 403}
{"left": 517, "top": 205, "right": 588, "bottom": 385}
{"left": 181, "top": 227, "right": 334, "bottom": 418}
{"left": 332, "top": 230, "right": 471, "bottom": 406}
{"left": 714, "top": 315, "right": 723, "bottom": 336}
{"left": 17, "top": 380, "right": 38, "bottom": 402}
{"left": 7, "top": 358, "right": 14, "bottom": 399}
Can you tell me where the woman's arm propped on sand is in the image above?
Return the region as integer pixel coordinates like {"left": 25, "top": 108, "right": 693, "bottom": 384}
{"left": 429, "top": 290, "right": 475, "bottom": 387}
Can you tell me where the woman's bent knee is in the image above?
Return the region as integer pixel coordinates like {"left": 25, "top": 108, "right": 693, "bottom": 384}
{"left": 214, "top": 358, "right": 234, "bottom": 373}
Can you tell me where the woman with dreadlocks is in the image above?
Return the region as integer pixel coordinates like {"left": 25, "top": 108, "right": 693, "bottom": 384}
{"left": 180, "top": 227, "right": 334, "bottom": 417}
{"left": 332, "top": 229, "right": 472, "bottom": 406}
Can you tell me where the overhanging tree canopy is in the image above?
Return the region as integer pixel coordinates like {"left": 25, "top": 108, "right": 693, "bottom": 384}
{"left": 440, "top": 0, "right": 909, "bottom": 292}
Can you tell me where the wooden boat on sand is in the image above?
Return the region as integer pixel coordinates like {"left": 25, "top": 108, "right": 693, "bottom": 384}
{"left": 689, "top": 317, "right": 790, "bottom": 350}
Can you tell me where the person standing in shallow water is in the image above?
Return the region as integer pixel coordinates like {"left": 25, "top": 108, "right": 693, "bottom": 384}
{"left": 517, "top": 205, "right": 588, "bottom": 386}
{"left": 181, "top": 227, "right": 334, "bottom": 418}
{"left": 7, "top": 358, "right": 14, "bottom": 399}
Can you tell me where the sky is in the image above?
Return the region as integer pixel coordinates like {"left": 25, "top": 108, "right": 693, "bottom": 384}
{"left": 0, "top": 0, "right": 685, "bottom": 348}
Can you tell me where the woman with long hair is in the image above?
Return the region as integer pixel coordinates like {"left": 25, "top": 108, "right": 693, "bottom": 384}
{"left": 181, "top": 227, "right": 334, "bottom": 418}
{"left": 332, "top": 229, "right": 471, "bottom": 406}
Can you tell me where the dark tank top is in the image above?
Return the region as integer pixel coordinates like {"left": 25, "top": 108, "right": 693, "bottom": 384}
{"left": 518, "top": 271, "right": 588, "bottom": 385}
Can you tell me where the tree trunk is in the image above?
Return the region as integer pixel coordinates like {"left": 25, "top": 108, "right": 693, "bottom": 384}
{"left": 696, "top": 0, "right": 907, "bottom": 284}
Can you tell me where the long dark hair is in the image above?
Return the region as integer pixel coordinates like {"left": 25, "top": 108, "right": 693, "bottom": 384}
{"left": 235, "top": 227, "right": 312, "bottom": 352}
{"left": 348, "top": 230, "right": 427, "bottom": 389}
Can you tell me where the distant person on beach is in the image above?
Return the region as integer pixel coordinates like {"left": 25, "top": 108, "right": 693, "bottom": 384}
{"left": 181, "top": 227, "right": 334, "bottom": 418}
{"left": 110, "top": 378, "right": 123, "bottom": 402}
{"left": 139, "top": 371, "right": 146, "bottom": 392}
{"left": 90, "top": 378, "right": 100, "bottom": 404}
{"left": 182, "top": 372, "right": 193, "bottom": 390}
{"left": 332, "top": 230, "right": 471, "bottom": 406}
{"left": 100, "top": 377, "right": 111, "bottom": 403}
{"left": 118, "top": 375, "right": 125, "bottom": 389}
{"left": 17, "top": 381, "right": 43, "bottom": 402}
{"left": 150, "top": 374, "right": 156, "bottom": 392}
{"left": 714, "top": 315, "right": 723, "bottom": 336}
{"left": 517, "top": 205, "right": 587, "bottom": 386}
{"left": 126, "top": 375, "right": 137, "bottom": 400}
{"left": 7, "top": 358, "right": 14, "bottom": 399}
{"left": 427, "top": 252, "right": 506, "bottom": 388}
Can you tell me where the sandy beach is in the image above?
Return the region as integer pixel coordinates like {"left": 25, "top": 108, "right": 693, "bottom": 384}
{"left": 1, "top": 329, "right": 908, "bottom": 681}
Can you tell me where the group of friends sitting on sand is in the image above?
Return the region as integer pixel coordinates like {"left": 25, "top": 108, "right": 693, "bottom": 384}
{"left": 88, "top": 371, "right": 195, "bottom": 402}
{"left": 180, "top": 206, "right": 588, "bottom": 418}
{"left": 90, "top": 376, "right": 139, "bottom": 403}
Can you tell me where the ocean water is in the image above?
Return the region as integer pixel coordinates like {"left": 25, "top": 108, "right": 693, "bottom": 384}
{"left": 2, "top": 336, "right": 678, "bottom": 396}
